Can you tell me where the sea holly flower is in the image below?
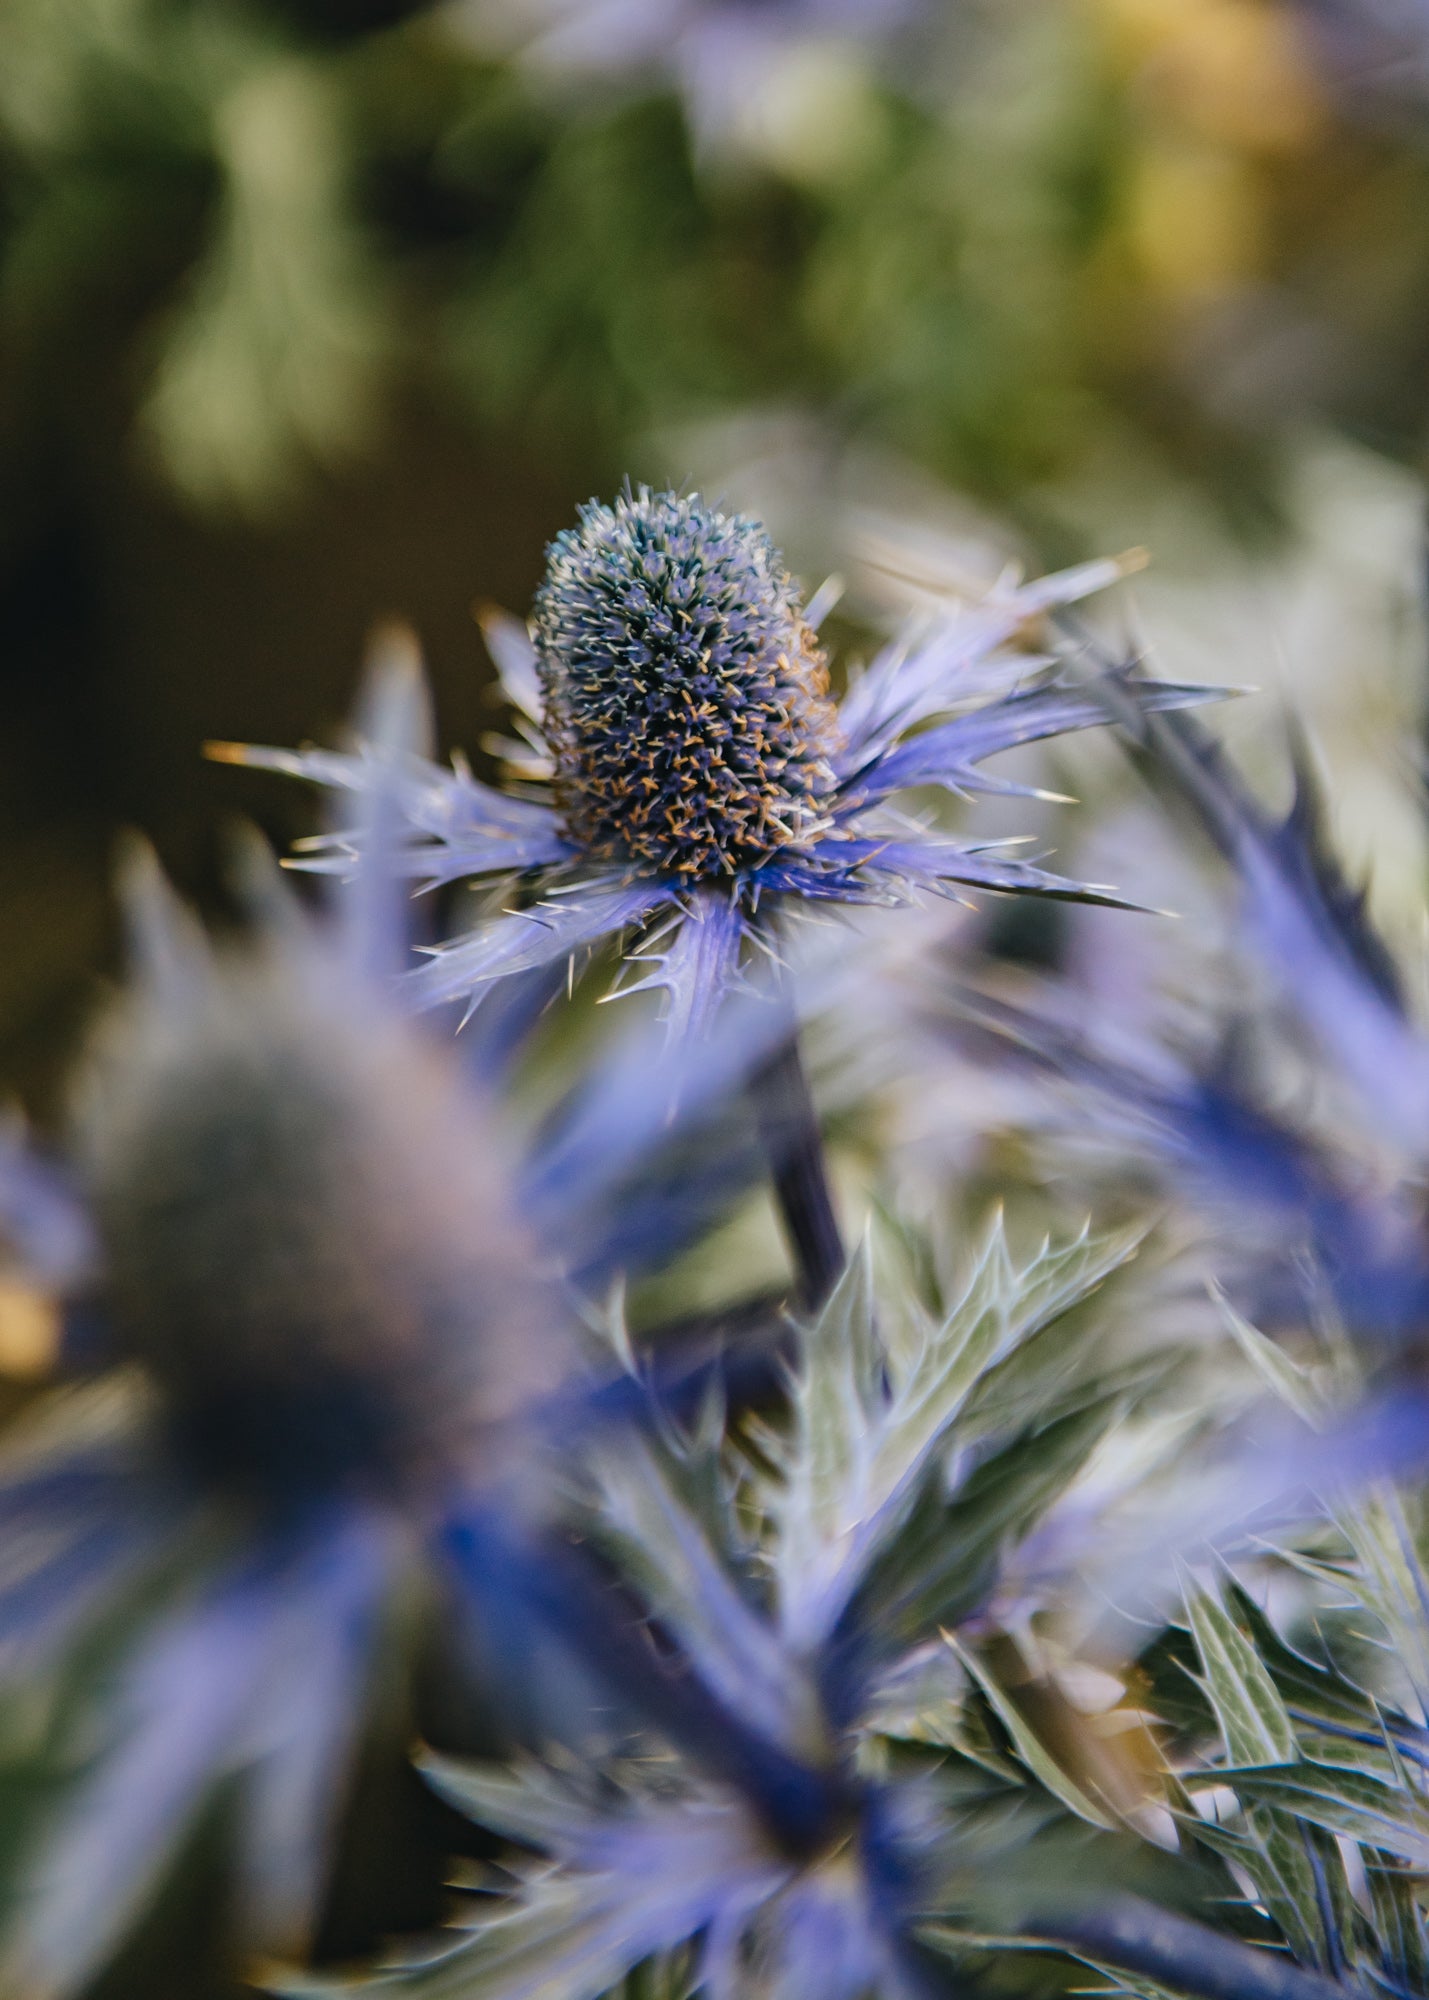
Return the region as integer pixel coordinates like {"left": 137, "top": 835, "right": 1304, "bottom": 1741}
{"left": 281, "top": 1223, "right": 1348, "bottom": 2000}
{"left": 904, "top": 672, "right": 1429, "bottom": 1643}
{"left": 226, "top": 494, "right": 1219, "bottom": 1314}
{"left": 933, "top": 674, "right": 1429, "bottom": 1352}
{"left": 0, "top": 657, "right": 815, "bottom": 1999}
{"left": 532, "top": 490, "right": 841, "bottom": 885}
{"left": 941, "top": 977, "right": 1429, "bottom": 1347}
{"left": 228, "top": 489, "right": 1221, "bottom": 1046}
{"left": 1069, "top": 665, "right": 1429, "bottom": 1154}
{"left": 0, "top": 855, "right": 557, "bottom": 1999}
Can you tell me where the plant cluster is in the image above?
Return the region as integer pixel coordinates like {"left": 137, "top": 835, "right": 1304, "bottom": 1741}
{"left": 0, "top": 490, "right": 1426, "bottom": 2000}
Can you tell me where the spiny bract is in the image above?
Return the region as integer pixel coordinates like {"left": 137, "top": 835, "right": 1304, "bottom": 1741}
{"left": 533, "top": 488, "right": 840, "bottom": 880}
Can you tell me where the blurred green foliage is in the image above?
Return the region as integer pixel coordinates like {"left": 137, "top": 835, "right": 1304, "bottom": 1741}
{"left": 11, "top": 0, "right": 1429, "bottom": 527}
{"left": 4, "top": 0, "right": 1429, "bottom": 1105}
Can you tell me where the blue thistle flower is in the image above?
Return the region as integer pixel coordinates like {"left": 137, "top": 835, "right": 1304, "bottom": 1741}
{"left": 232, "top": 489, "right": 1222, "bottom": 1043}
{"left": 940, "top": 679, "right": 1429, "bottom": 1350}
{"left": 78, "top": 887, "right": 561, "bottom": 1506}
{"left": 289, "top": 1228, "right": 1349, "bottom": 2000}
{"left": 915, "top": 671, "right": 1429, "bottom": 1613}
{"left": 0, "top": 651, "right": 807, "bottom": 1998}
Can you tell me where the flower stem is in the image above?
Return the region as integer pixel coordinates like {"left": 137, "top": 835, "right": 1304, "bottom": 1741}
{"left": 750, "top": 1031, "right": 845, "bottom": 1313}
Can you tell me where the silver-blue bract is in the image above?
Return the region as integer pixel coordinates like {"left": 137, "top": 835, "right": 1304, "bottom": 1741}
{"left": 943, "top": 691, "right": 1429, "bottom": 1351}
{"left": 236, "top": 490, "right": 1222, "bottom": 1042}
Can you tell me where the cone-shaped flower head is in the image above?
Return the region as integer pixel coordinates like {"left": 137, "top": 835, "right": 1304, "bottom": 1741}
{"left": 233, "top": 495, "right": 1225, "bottom": 1041}
{"left": 76, "top": 868, "right": 561, "bottom": 1509}
{"left": 533, "top": 489, "right": 840, "bottom": 880}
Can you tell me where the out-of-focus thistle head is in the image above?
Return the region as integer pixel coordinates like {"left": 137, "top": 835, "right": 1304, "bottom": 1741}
{"left": 533, "top": 489, "right": 840, "bottom": 881}
{"left": 0, "top": 645, "right": 810, "bottom": 1998}
{"left": 904, "top": 663, "right": 1429, "bottom": 1641}
{"left": 75, "top": 858, "right": 556, "bottom": 1509}
{"left": 927, "top": 677, "right": 1429, "bottom": 1356}
{"left": 234, "top": 491, "right": 1225, "bottom": 1041}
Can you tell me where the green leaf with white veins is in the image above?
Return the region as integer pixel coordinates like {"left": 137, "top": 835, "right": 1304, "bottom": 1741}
{"left": 1185, "top": 1586, "right": 1298, "bottom": 1767}
{"left": 770, "top": 1214, "right": 1144, "bottom": 1652}
{"left": 764, "top": 1237, "right": 880, "bottom": 1653}
{"left": 1200, "top": 1760, "right": 1429, "bottom": 1869}
{"left": 1335, "top": 1492, "right": 1429, "bottom": 1715}
{"left": 1187, "top": 1803, "right": 1339, "bottom": 1971}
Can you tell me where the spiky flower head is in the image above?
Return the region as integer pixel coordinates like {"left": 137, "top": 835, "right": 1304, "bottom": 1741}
{"left": 239, "top": 529, "right": 1222, "bottom": 1041}
{"left": 76, "top": 875, "right": 560, "bottom": 1508}
{"left": 533, "top": 488, "right": 841, "bottom": 881}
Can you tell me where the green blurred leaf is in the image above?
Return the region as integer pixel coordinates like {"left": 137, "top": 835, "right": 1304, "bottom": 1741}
{"left": 141, "top": 56, "right": 390, "bottom": 515}
{"left": 1333, "top": 1494, "right": 1429, "bottom": 1712}
{"left": 1185, "top": 1586, "right": 1298, "bottom": 1768}
{"left": 1211, "top": 1291, "right": 1325, "bottom": 1432}
{"left": 273, "top": 1864, "right": 642, "bottom": 1999}
{"left": 765, "top": 1234, "right": 881, "bottom": 1650}
{"left": 1194, "top": 1761, "right": 1429, "bottom": 1869}
{"left": 943, "top": 1634, "right": 1119, "bottom": 1832}
{"left": 416, "top": 1758, "right": 586, "bottom": 1853}
{"left": 854, "top": 1391, "right": 1129, "bottom": 1644}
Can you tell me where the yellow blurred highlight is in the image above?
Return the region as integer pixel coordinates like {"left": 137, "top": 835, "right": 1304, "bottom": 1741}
{"left": 1122, "top": 141, "right": 1266, "bottom": 299}
{"left": 1096, "top": 0, "right": 1326, "bottom": 153}
{"left": 0, "top": 1277, "right": 61, "bottom": 1379}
